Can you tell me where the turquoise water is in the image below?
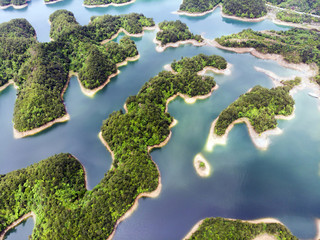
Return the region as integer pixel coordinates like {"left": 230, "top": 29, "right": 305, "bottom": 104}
{"left": 1, "top": 0, "right": 319, "bottom": 239}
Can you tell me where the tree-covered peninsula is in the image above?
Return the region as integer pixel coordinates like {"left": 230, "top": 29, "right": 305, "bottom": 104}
{"left": 214, "top": 83, "right": 297, "bottom": 136}
{"left": 216, "top": 28, "right": 320, "bottom": 85}
{"left": 0, "top": 54, "right": 225, "bottom": 239}
{"left": 156, "top": 20, "right": 203, "bottom": 46}
{"left": 83, "top": 0, "right": 133, "bottom": 7}
{"left": 0, "top": 10, "right": 154, "bottom": 134}
{"left": 223, "top": 0, "right": 267, "bottom": 18}
{"left": 186, "top": 217, "right": 297, "bottom": 240}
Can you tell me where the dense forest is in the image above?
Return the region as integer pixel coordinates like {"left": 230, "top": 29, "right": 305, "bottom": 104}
{"left": 223, "top": 0, "right": 267, "bottom": 18}
{"left": 171, "top": 54, "right": 227, "bottom": 73}
{"left": 179, "top": 0, "right": 222, "bottom": 13}
{"left": 267, "top": 0, "right": 320, "bottom": 15}
{"left": 0, "top": 55, "right": 225, "bottom": 239}
{"left": 187, "top": 217, "right": 297, "bottom": 239}
{"left": 216, "top": 28, "right": 320, "bottom": 85}
{"left": 156, "top": 20, "right": 203, "bottom": 46}
{"left": 83, "top": 0, "right": 132, "bottom": 6}
{"left": 215, "top": 83, "right": 297, "bottom": 135}
{"left": 0, "top": 11, "right": 154, "bottom": 132}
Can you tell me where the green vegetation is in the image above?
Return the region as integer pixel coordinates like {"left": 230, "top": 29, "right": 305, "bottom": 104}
{"left": 0, "top": 0, "right": 60, "bottom": 7}
{"left": 215, "top": 83, "right": 297, "bottom": 135}
{"left": 0, "top": 55, "right": 224, "bottom": 239}
{"left": 179, "top": 0, "right": 222, "bottom": 13}
{"left": 0, "top": 11, "right": 154, "bottom": 132}
{"left": 84, "top": 0, "right": 132, "bottom": 6}
{"left": 216, "top": 28, "right": 320, "bottom": 85}
{"left": 187, "top": 217, "right": 298, "bottom": 240}
{"left": 171, "top": 54, "right": 227, "bottom": 73}
{"left": 276, "top": 10, "right": 320, "bottom": 24}
{"left": 267, "top": 0, "right": 320, "bottom": 16}
{"left": 156, "top": 20, "right": 203, "bottom": 46}
{"left": 223, "top": 0, "right": 267, "bottom": 18}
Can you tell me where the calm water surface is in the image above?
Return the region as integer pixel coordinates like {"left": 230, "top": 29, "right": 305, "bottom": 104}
{"left": 0, "top": 0, "right": 319, "bottom": 239}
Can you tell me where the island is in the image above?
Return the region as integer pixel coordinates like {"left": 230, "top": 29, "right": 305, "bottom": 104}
{"left": 0, "top": 0, "right": 62, "bottom": 9}
{"left": 184, "top": 217, "right": 297, "bottom": 240}
{"left": 207, "top": 79, "right": 300, "bottom": 150}
{"left": 0, "top": 10, "right": 155, "bottom": 138}
{"left": 154, "top": 20, "right": 204, "bottom": 52}
{"left": 178, "top": 0, "right": 222, "bottom": 16}
{"left": 214, "top": 28, "right": 320, "bottom": 85}
{"left": 193, "top": 154, "right": 211, "bottom": 177}
{"left": 83, "top": 0, "right": 134, "bottom": 8}
{"left": 0, "top": 54, "right": 226, "bottom": 239}
{"left": 222, "top": 0, "right": 267, "bottom": 20}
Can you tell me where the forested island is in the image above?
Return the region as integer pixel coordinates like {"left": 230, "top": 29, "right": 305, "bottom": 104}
{"left": 0, "top": 54, "right": 225, "bottom": 239}
{"left": 214, "top": 83, "right": 297, "bottom": 136}
{"left": 179, "top": 0, "right": 221, "bottom": 14}
{"left": 0, "top": 0, "right": 61, "bottom": 9}
{"left": 215, "top": 28, "right": 320, "bottom": 85}
{"left": 83, "top": 0, "right": 134, "bottom": 7}
{"left": 0, "top": 11, "right": 154, "bottom": 136}
{"left": 185, "top": 217, "right": 297, "bottom": 239}
{"left": 155, "top": 20, "right": 203, "bottom": 51}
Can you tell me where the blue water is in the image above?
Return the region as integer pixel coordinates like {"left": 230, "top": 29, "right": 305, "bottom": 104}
{"left": 1, "top": 0, "right": 319, "bottom": 239}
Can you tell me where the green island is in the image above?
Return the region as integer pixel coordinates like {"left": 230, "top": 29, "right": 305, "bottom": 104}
{"left": 0, "top": 54, "right": 223, "bottom": 239}
{"left": 222, "top": 0, "right": 267, "bottom": 19}
{"left": 179, "top": 0, "right": 222, "bottom": 14}
{"left": 155, "top": 20, "right": 203, "bottom": 50}
{"left": 214, "top": 81, "right": 298, "bottom": 136}
{"left": 178, "top": 0, "right": 266, "bottom": 19}
{"left": 215, "top": 28, "right": 320, "bottom": 85}
{"left": 267, "top": 0, "right": 320, "bottom": 16}
{"left": 83, "top": 0, "right": 133, "bottom": 7}
{"left": 0, "top": 0, "right": 61, "bottom": 9}
{"left": 185, "top": 217, "right": 297, "bottom": 240}
{"left": 0, "top": 10, "right": 154, "bottom": 135}
{"left": 171, "top": 53, "right": 227, "bottom": 73}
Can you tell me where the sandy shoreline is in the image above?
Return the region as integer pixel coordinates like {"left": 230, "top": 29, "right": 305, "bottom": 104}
{"left": 154, "top": 37, "right": 205, "bottom": 53}
{"left": 83, "top": 0, "right": 135, "bottom": 8}
{"left": 164, "top": 63, "right": 232, "bottom": 76}
{"left": 101, "top": 26, "right": 156, "bottom": 45}
{"left": 193, "top": 153, "right": 211, "bottom": 177}
{"left": 44, "top": 0, "right": 63, "bottom": 5}
{"left": 71, "top": 54, "right": 140, "bottom": 98}
{"left": 221, "top": 10, "right": 267, "bottom": 22}
{"left": 0, "top": 212, "right": 36, "bottom": 240}
{"left": 0, "top": 3, "right": 28, "bottom": 9}
{"left": 183, "top": 217, "right": 284, "bottom": 240}
{"left": 0, "top": 80, "right": 17, "bottom": 92}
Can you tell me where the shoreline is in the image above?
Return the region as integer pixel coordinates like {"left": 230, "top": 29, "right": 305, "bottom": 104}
{"left": 0, "top": 212, "right": 36, "bottom": 240}
{"left": 0, "top": 80, "right": 17, "bottom": 92}
{"left": 172, "top": 4, "right": 220, "bottom": 17}
{"left": 0, "top": 3, "right": 28, "bottom": 9}
{"left": 154, "top": 37, "right": 205, "bottom": 53}
{"left": 44, "top": 0, "right": 63, "bottom": 5}
{"left": 71, "top": 54, "right": 140, "bottom": 98}
{"left": 221, "top": 10, "right": 267, "bottom": 22}
{"left": 101, "top": 26, "right": 156, "bottom": 45}
{"left": 193, "top": 153, "right": 211, "bottom": 177}
{"left": 71, "top": 154, "right": 89, "bottom": 190}
{"left": 102, "top": 84, "right": 216, "bottom": 240}
{"left": 183, "top": 217, "right": 284, "bottom": 240}
{"left": 83, "top": 0, "right": 135, "bottom": 8}
{"left": 164, "top": 63, "right": 232, "bottom": 76}
{"left": 13, "top": 76, "right": 71, "bottom": 139}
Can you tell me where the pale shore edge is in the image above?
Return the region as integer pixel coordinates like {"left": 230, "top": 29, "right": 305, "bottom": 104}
{"left": 172, "top": 4, "right": 220, "bottom": 17}
{"left": 83, "top": 0, "right": 135, "bottom": 8}
{"left": 0, "top": 212, "right": 36, "bottom": 240}
{"left": 71, "top": 154, "right": 88, "bottom": 190}
{"left": 153, "top": 37, "right": 205, "bottom": 53}
{"left": 71, "top": 54, "right": 140, "bottom": 98}
{"left": 193, "top": 153, "right": 211, "bottom": 177}
{"left": 183, "top": 217, "right": 284, "bottom": 240}
{"left": 44, "top": 0, "right": 63, "bottom": 5}
{"left": 0, "top": 80, "right": 17, "bottom": 92}
{"left": 101, "top": 26, "right": 156, "bottom": 45}
{"left": 221, "top": 10, "right": 267, "bottom": 22}
{"left": 102, "top": 83, "right": 216, "bottom": 240}
{"left": 0, "top": 3, "right": 28, "bottom": 9}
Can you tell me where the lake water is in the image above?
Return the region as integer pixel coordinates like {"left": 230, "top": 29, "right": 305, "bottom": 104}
{"left": 1, "top": 0, "right": 319, "bottom": 239}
